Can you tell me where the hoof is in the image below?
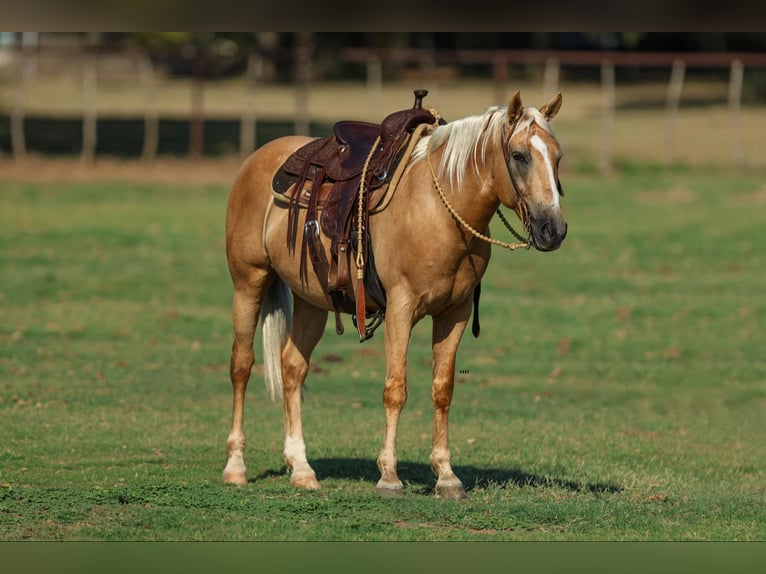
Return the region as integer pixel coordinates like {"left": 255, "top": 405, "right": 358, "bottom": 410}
{"left": 435, "top": 484, "right": 468, "bottom": 500}
{"left": 291, "top": 474, "right": 320, "bottom": 490}
{"left": 222, "top": 470, "right": 248, "bottom": 486}
{"left": 376, "top": 480, "right": 404, "bottom": 498}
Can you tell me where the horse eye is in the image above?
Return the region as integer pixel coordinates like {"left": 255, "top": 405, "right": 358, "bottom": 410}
{"left": 511, "top": 152, "right": 527, "bottom": 164}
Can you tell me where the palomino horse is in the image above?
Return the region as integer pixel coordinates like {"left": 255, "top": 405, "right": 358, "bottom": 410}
{"left": 223, "top": 90, "right": 567, "bottom": 499}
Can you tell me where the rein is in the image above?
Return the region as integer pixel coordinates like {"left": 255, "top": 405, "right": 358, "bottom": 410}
{"left": 426, "top": 120, "right": 531, "bottom": 251}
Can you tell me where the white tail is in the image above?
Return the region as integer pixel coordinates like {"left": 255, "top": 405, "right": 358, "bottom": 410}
{"left": 261, "top": 277, "right": 292, "bottom": 402}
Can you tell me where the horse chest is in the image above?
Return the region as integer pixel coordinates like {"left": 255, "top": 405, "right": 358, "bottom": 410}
{"left": 414, "top": 251, "right": 488, "bottom": 313}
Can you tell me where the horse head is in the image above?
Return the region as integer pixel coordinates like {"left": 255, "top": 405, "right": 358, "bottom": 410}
{"left": 503, "top": 91, "right": 567, "bottom": 252}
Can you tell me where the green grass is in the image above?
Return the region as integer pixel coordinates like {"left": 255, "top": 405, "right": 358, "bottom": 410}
{"left": 1, "top": 165, "right": 764, "bottom": 540}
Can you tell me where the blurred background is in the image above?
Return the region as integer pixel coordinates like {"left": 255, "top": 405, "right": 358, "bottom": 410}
{"left": 1, "top": 31, "right": 765, "bottom": 175}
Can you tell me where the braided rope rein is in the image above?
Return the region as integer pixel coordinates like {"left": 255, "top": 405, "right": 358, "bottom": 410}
{"left": 426, "top": 148, "right": 531, "bottom": 251}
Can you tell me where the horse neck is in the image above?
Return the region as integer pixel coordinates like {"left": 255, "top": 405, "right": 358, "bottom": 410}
{"left": 429, "top": 131, "right": 515, "bottom": 231}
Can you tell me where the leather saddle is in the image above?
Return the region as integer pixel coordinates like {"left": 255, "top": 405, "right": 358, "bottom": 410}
{"left": 271, "top": 89, "right": 442, "bottom": 339}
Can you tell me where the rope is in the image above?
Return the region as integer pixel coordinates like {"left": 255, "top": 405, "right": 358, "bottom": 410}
{"left": 495, "top": 202, "right": 531, "bottom": 245}
{"left": 426, "top": 149, "right": 530, "bottom": 251}
{"left": 425, "top": 107, "right": 441, "bottom": 126}
{"left": 356, "top": 135, "right": 382, "bottom": 276}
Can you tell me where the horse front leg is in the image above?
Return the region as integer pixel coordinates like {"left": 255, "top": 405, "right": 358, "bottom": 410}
{"left": 376, "top": 302, "right": 415, "bottom": 497}
{"left": 430, "top": 300, "right": 471, "bottom": 499}
{"left": 282, "top": 296, "right": 328, "bottom": 489}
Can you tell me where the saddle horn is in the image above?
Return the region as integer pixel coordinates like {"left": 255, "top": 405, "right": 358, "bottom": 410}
{"left": 413, "top": 89, "right": 428, "bottom": 109}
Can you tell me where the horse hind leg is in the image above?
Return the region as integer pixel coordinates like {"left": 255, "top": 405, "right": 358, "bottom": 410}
{"left": 281, "top": 296, "right": 328, "bottom": 489}
{"left": 223, "top": 271, "right": 275, "bottom": 485}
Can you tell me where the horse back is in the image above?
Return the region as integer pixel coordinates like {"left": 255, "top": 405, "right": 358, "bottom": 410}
{"left": 236, "top": 135, "right": 317, "bottom": 195}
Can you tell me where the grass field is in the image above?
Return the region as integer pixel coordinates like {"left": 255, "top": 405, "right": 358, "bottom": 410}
{"left": 1, "top": 159, "right": 765, "bottom": 541}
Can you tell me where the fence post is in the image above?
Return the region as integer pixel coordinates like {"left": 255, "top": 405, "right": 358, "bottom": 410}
{"left": 420, "top": 50, "right": 438, "bottom": 105}
{"left": 81, "top": 46, "right": 98, "bottom": 163}
{"left": 189, "top": 43, "right": 206, "bottom": 161}
{"left": 728, "top": 58, "right": 745, "bottom": 171}
{"left": 366, "top": 54, "right": 383, "bottom": 117}
{"left": 493, "top": 52, "right": 508, "bottom": 104}
{"left": 600, "top": 59, "right": 615, "bottom": 175}
{"left": 11, "top": 44, "right": 32, "bottom": 160}
{"left": 665, "top": 58, "right": 685, "bottom": 165}
{"left": 138, "top": 52, "right": 158, "bottom": 164}
{"left": 240, "top": 50, "right": 260, "bottom": 159}
{"left": 294, "top": 32, "right": 312, "bottom": 136}
{"left": 542, "top": 57, "right": 560, "bottom": 100}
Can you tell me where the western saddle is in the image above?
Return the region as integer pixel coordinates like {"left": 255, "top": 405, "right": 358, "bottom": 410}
{"left": 272, "top": 89, "right": 442, "bottom": 340}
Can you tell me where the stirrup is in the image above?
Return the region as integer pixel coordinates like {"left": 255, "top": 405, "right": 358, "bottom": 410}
{"left": 351, "top": 311, "right": 385, "bottom": 342}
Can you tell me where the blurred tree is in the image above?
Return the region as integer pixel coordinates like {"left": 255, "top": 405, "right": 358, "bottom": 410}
{"left": 126, "top": 33, "right": 247, "bottom": 78}
{"left": 114, "top": 32, "right": 766, "bottom": 101}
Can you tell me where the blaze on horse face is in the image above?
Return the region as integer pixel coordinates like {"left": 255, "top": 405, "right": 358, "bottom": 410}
{"left": 506, "top": 91, "right": 568, "bottom": 252}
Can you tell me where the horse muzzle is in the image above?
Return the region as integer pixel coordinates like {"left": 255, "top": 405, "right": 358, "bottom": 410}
{"left": 529, "top": 212, "right": 567, "bottom": 252}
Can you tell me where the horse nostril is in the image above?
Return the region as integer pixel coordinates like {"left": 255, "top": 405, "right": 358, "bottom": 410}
{"left": 561, "top": 222, "right": 568, "bottom": 241}
{"left": 540, "top": 221, "right": 552, "bottom": 240}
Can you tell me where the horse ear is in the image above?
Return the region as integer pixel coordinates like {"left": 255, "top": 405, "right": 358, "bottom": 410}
{"left": 506, "top": 91, "right": 523, "bottom": 128}
{"left": 539, "top": 92, "right": 562, "bottom": 121}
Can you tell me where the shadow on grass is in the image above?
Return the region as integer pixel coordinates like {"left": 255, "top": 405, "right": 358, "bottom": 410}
{"left": 254, "top": 457, "right": 621, "bottom": 495}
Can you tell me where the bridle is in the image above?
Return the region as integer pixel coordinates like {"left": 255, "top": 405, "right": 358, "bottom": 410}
{"left": 500, "top": 121, "right": 534, "bottom": 244}
{"left": 426, "top": 114, "right": 533, "bottom": 251}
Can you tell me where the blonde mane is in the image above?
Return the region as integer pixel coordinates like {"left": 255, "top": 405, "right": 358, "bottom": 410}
{"left": 410, "top": 105, "right": 554, "bottom": 190}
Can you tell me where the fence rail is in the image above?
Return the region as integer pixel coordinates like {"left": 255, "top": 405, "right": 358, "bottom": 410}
{"left": 342, "top": 48, "right": 766, "bottom": 67}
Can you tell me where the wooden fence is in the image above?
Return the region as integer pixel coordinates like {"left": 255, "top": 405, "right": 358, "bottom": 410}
{"left": 341, "top": 48, "right": 766, "bottom": 173}
{"left": 3, "top": 45, "right": 765, "bottom": 172}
